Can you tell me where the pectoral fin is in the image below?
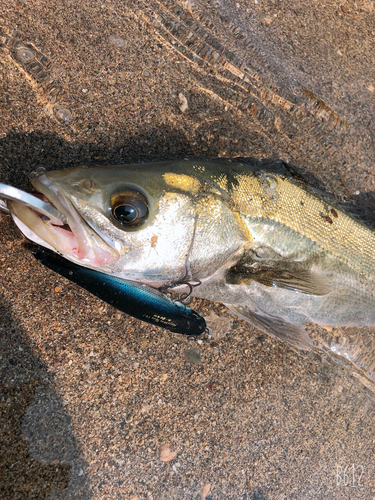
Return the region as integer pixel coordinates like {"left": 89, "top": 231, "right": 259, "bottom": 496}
{"left": 228, "top": 304, "right": 313, "bottom": 350}
{"left": 226, "top": 258, "right": 331, "bottom": 296}
{"left": 258, "top": 268, "right": 331, "bottom": 296}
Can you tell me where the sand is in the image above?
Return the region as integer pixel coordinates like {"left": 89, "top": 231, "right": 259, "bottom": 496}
{"left": 1, "top": 1, "right": 375, "bottom": 498}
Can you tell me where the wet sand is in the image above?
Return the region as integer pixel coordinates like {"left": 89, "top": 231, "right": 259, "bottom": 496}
{"left": 1, "top": 1, "right": 375, "bottom": 498}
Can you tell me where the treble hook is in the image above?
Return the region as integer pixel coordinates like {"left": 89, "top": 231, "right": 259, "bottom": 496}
{"left": 178, "top": 279, "right": 202, "bottom": 303}
{"left": 187, "top": 327, "right": 212, "bottom": 342}
{"left": 159, "top": 278, "right": 201, "bottom": 303}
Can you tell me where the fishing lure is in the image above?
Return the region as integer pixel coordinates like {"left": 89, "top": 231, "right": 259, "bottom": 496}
{"left": 33, "top": 248, "right": 207, "bottom": 337}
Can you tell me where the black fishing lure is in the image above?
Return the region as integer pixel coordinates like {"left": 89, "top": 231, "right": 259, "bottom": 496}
{"left": 33, "top": 248, "right": 207, "bottom": 336}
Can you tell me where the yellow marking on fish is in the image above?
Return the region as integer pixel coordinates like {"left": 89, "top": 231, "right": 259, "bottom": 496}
{"left": 233, "top": 211, "right": 253, "bottom": 243}
{"left": 193, "top": 165, "right": 206, "bottom": 172}
{"left": 163, "top": 173, "right": 201, "bottom": 194}
{"left": 212, "top": 174, "right": 228, "bottom": 192}
{"left": 151, "top": 235, "right": 158, "bottom": 248}
{"left": 148, "top": 235, "right": 159, "bottom": 257}
{"left": 231, "top": 173, "right": 375, "bottom": 277}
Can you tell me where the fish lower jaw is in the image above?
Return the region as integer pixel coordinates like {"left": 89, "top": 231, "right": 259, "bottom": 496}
{"left": 10, "top": 201, "right": 80, "bottom": 255}
{"left": 10, "top": 199, "right": 119, "bottom": 268}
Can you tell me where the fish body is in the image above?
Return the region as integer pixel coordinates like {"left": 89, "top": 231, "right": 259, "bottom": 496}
{"left": 8, "top": 159, "right": 375, "bottom": 350}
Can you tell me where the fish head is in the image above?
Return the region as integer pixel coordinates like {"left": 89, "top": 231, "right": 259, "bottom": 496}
{"left": 9, "top": 161, "right": 249, "bottom": 286}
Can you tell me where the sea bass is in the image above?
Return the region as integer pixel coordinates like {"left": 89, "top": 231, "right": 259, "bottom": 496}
{"left": 7, "top": 159, "right": 375, "bottom": 352}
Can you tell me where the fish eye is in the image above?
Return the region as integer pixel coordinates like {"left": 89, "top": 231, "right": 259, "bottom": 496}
{"left": 111, "top": 188, "right": 149, "bottom": 228}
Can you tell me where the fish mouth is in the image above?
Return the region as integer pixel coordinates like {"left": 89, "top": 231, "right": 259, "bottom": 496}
{"left": 9, "top": 173, "right": 120, "bottom": 268}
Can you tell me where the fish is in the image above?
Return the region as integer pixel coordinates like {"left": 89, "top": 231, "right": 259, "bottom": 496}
{"left": 6, "top": 158, "right": 375, "bottom": 354}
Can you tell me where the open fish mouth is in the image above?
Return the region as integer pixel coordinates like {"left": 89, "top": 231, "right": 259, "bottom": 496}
{"left": 6, "top": 172, "right": 120, "bottom": 268}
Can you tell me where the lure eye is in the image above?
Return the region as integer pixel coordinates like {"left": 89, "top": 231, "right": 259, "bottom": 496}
{"left": 111, "top": 189, "right": 149, "bottom": 227}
